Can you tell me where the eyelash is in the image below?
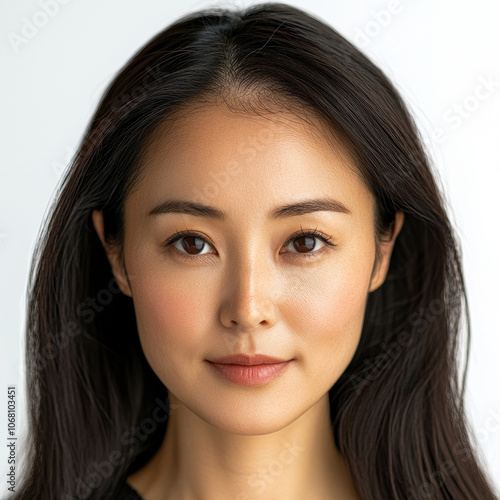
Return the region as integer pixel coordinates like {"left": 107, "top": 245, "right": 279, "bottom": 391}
{"left": 161, "top": 227, "right": 337, "bottom": 262}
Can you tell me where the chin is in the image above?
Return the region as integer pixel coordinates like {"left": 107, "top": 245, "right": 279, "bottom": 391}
{"left": 186, "top": 391, "right": 309, "bottom": 436}
{"left": 204, "top": 411, "right": 299, "bottom": 436}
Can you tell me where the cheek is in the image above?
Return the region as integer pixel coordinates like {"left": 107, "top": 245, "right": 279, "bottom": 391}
{"left": 285, "top": 254, "right": 372, "bottom": 379}
{"left": 293, "top": 272, "right": 368, "bottom": 346}
{"left": 130, "top": 271, "right": 212, "bottom": 379}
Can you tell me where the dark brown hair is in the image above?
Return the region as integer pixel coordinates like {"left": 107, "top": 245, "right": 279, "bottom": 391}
{"left": 15, "top": 3, "right": 498, "bottom": 499}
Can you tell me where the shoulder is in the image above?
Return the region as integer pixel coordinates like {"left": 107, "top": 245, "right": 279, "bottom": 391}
{"left": 115, "top": 480, "right": 144, "bottom": 500}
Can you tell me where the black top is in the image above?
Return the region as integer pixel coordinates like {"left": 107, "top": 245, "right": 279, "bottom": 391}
{"left": 116, "top": 480, "right": 144, "bottom": 499}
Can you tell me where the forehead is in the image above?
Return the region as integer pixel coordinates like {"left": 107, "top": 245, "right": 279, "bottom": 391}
{"left": 129, "top": 104, "right": 374, "bottom": 223}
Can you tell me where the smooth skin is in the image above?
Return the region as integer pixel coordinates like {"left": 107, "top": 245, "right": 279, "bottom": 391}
{"left": 93, "top": 103, "right": 404, "bottom": 500}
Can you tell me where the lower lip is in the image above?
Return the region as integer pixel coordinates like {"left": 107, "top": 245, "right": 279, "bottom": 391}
{"left": 207, "top": 360, "right": 293, "bottom": 386}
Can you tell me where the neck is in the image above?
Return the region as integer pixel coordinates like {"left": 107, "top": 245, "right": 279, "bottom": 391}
{"left": 127, "top": 392, "right": 360, "bottom": 500}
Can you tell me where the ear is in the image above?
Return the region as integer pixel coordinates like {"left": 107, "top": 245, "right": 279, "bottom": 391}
{"left": 368, "top": 211, "right": 405, "bottom": 293}
{"left": 91, "top": 209, "right": 132, "bottom": 297}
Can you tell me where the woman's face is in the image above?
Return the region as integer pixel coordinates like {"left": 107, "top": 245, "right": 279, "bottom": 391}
{"left": 93, "top": 104, "right": 402, "bottom": 435}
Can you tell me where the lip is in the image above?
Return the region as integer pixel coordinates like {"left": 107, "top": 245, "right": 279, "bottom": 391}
{"left": 208, "top": 354, "right": 289, "bottom": 365}
{"left": 206, "top": 354, "right": 293, "bottom": 386}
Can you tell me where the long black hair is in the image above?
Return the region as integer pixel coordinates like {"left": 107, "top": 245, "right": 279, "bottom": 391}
{"left": 14, "top": 3, "right": 499, "bottom": 499}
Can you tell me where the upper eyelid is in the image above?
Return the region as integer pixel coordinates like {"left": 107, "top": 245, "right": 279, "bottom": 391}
{"left": 284, "top": 229, "right": 334, "bottom": 247}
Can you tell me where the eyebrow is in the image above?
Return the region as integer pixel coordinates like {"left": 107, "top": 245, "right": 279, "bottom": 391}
{"left": 148, "top": 197, "right": 351, "bottom": 220}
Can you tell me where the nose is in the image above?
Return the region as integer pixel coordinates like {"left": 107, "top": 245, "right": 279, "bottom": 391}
{"left": 219, "top": 250, "right": 278, "bottom": 334}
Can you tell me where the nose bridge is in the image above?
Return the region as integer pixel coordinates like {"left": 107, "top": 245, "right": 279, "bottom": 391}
{"left": 220, "top": 233, "right": 278, "bottom": 331}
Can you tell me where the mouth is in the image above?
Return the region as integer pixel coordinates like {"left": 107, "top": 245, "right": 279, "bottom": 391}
{"left": 207, "top": 353, "right": 291, "bottom": 366}
{"left": 205, "top": 356, "right": 294, "bottom": 386}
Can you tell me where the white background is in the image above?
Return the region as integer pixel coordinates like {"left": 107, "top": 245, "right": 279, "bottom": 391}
{"left": 1, "top": 0, "right": 499, "bottom": 495}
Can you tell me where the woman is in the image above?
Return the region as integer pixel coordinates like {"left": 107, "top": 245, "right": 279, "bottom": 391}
{"left": 14, "top": 2, "right": 498, "bottom": 499}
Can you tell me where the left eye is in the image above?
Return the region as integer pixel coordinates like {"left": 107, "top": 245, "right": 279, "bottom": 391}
{"left": 283, "top": 232, "right": 328, "bottom": 254}
{"left": 162, "top": 228, "right": 336, "bottom": 260}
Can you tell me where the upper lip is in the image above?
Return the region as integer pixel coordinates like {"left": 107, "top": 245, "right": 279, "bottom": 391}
{"left": 208, "top": 354, "right": 290, "bottom": 365}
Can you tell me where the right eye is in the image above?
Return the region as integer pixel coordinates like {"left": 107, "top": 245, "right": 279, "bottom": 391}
{"left": 162, "top": 230, "right": 215, "bottom": 260}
